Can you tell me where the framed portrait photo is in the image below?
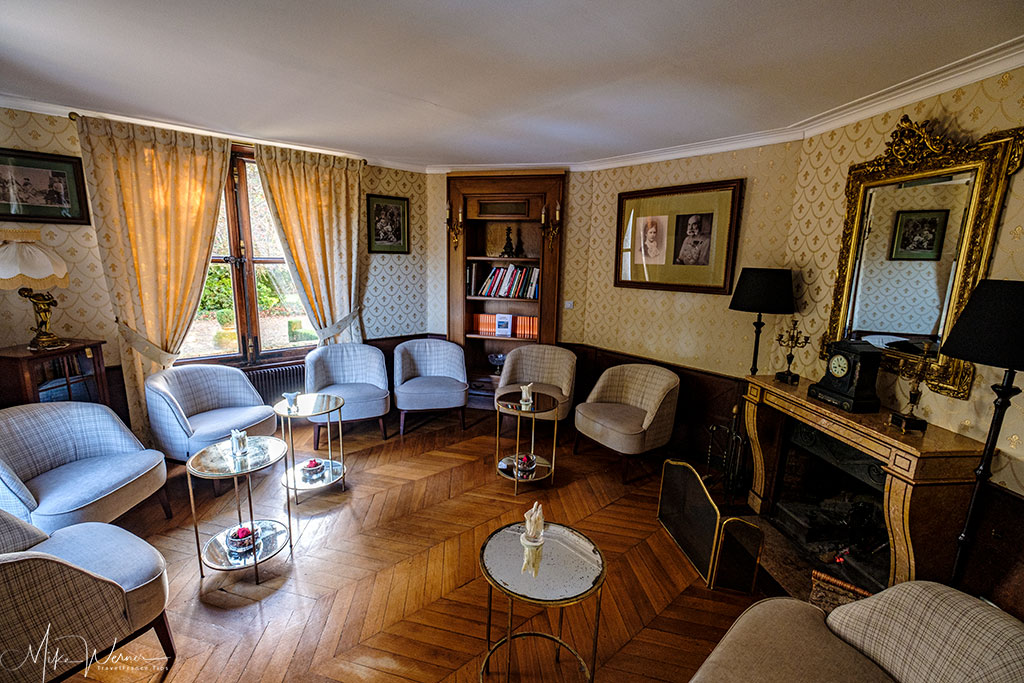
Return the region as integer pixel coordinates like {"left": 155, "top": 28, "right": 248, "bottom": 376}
{"left": 889, "top": 209, "right": 949, "bottom": 261}
{"left": 615, "top": 178, "right": 743, "bottom": 293}
{"left": 367, "top": 194, "right": 410, "bottom": 254}
{"left": 0, "top": 147, "right": 90, "bottom": 224}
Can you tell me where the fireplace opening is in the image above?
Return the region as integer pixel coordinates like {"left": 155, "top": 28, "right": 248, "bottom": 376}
{"left": 770, "top": 422, "right": 889, "bottom": 592}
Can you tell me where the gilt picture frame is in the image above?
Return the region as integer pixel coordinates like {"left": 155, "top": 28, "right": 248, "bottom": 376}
{"left": 0, "top": 147, "right": 90, "bottom": 224}
{"left": 614, "top": 178, "right": 743, "bottom": 293}
{"left": 367, "top": 194, "right": 410, "bottom": 254}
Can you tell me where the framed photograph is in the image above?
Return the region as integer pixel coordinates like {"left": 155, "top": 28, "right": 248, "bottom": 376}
{"left": 889, "top": 209, "right": 949, "bottom": 261}
{"left": 0, "top": 147, "right": 90, "bottom": 224}
{"left": 367, "top": 194, "right": 409, "bottom": 254}
{"left": 615, "top": 178, "right": 743, "bottom": 293}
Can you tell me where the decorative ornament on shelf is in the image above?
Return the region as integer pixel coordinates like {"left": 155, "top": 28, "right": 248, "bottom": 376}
{"left": 540, "top": 202, "right": 561, "bottom": 249}
{"left": 775, "top": 318, "right": 810, "bottom": 385}
{"left": 499, "top": 225, "right": 516, "bottom": 257}
{"left": 446, "top": 201, "right": 463, "bottom": 250}
{"left": 230, "top": 429, "right": 248, "bottom": 456}
{"left": 520, "top": 501, "right": 544, "bottom": 577}
{"left": 0, "top": 228, "right": 70, "bottom": 351}
{"left": 889, "top": 344, "right": 932, "bottom": 434}
{"left": 282, "top": 391, "right": 300, "bottom": 411}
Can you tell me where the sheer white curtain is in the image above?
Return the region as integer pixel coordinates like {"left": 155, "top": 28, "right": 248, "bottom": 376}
{"left": 255, "top": 145, "right": 364, "bottom": 344}
{"left": 77, "top": 116, "right": 229, "bottom": 433}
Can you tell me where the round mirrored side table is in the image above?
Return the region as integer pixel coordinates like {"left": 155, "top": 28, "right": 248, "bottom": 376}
{"left": 479, "top": 521, "right": 605, "bottom": 682}
{"left": 495, "top": 392, "right": 559, "bottom": 495}
{"left": 273, "top": 393, "right": 345, "bottom": 504}
{"left": 186, "top": 435, "right": 291, "bottom": 585}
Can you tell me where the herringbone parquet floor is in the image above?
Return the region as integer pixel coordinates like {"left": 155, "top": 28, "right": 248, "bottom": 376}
{"left": 71, "top": 410, "right": 765, "bottom": 682}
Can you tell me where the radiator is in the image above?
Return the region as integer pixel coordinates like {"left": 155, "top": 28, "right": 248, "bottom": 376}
{"left": 245, "top": 363, "right": 305, "bottom": 405}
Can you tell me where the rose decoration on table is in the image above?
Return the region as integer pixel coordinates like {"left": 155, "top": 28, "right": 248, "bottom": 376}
{"left": 227, "top": 524, "right": 260, "bottom": 551}
{"left": 302, "top": 457, "right": 326, "bottom": 478}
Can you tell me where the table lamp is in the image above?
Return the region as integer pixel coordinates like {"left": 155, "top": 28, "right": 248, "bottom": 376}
{"left": 0, "top": 228, "right": 69, "bottom": 350}
{"left": 940, "top": 279, "right": 1024, "bottom": 584}
{"left": 729, "top": 268, "right": 795, "bottom": 375}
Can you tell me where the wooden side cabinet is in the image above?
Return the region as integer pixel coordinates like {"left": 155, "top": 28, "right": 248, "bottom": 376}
{"left": 0, "top": 339, "right": 110, "bottom": 409}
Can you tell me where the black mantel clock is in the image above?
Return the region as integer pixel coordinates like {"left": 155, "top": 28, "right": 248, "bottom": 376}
{"left": 807, "top": 340, "right": 882, "bottom": 413}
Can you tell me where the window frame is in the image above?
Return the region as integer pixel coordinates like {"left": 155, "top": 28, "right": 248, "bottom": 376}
{"left": 178, "top": 144, "right": 315, "bottom": 367}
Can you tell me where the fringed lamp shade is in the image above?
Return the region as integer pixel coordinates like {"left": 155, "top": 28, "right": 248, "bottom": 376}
{"left": 0, "top": 229, "right": 68, "bottom": 289}
{"left": 0, "top": 229, "right": 69, "bottom": 350}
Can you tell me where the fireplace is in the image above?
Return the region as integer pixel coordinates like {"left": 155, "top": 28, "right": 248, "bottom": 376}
{"left": 772, "top": 423, "right": 889, "bottom": 591}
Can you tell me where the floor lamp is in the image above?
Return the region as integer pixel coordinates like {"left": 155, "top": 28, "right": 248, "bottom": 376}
{"left": 941, "top": 279, "right": 1024, "bottom": 585}
{"left": 729, "top": 268, "right": 795, "bottom": 376}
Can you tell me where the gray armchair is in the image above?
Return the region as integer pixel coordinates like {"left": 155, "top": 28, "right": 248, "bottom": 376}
{"left": 0, "top": 402, "right": 169, "bottom": 533}
{"left": 145, "top": 364, "right": 276, "bottom": 463}
{"left": 494, "top": 344, "right": 576, "bottom": 422}
{"left": 0, "top": 509, "right": 174, "bottom": 682}
{"left": 393, "top": 339, "right": 468, "bottom": 435}
{"left": 573, "top": 364, "right": 679, "bottom": 477}
{"left": 305, "top": 343, "right": 390, "bottom": 446}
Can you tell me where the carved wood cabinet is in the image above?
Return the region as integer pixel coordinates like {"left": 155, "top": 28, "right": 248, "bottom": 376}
{"left": 743, "top": 375, "right": 984, "bottom": 586}
{"left": 0, "top": 339, "right": 109, "bottom": 408}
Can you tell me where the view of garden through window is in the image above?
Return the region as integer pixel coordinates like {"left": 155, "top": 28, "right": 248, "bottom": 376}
{"left": 179, "top": 161, "right": 316, "bottom": 359}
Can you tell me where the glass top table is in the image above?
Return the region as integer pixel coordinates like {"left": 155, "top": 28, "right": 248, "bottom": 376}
{"left": 273, "top": 393, "right": 346, "bottom": 502}
{"left": 494, "top": 391, "right": 560, "bottom": 494}
{"left": 479, "top": 522, "right": 605, "bottom": 681}
{"left": 185, "top": 435, "right": 292, "bottom": 584}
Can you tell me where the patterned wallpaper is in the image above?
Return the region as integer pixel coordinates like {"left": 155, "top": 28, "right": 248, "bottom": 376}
{"left": 560, "top": 146, "right": 800, "bottom": 376}
{"left": 425, "top": 173, "right": 447, "bottom": 335}
{"left": 0, "top": 108, "right": 120, "bottom": 364}
{"left": 784, "top": 66, "right": 1024, "bottom": 494}
{"left": 359, "top": 164, "right": 430, "bottom": 339}
{"left": 851, "top": 182, "right": 968, "bottom": 336}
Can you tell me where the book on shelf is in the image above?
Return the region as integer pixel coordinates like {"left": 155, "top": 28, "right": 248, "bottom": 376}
{"left": 474, "top": 264, "right": 539, "bottom": 299}
{"left": 495, "top": 314, "right": 513, "bottom": 337}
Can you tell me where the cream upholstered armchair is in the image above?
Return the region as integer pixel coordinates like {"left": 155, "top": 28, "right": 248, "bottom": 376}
{"left": 393, "top": 339, "right": 468, "bottom": 435}
{"left": 145, "top": 364, "right": 276, "bottom": 463}
{"left": 494, "top": 344, "right": 576, "bottom": 422}
{"left": 573, "top": 364, "right": 679, "bottom": 474}
{"left": 0, "top": 509, "right": 174, "bottom": 682}
{"left": 305, "top": 343, "right": 390, "bottom": 446}
{"left": 0, "top": 402, "right": 170, "bottom": 533}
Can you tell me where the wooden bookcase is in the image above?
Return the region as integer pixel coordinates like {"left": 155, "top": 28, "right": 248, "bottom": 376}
{"left": 447, "top": 173, "right": 565, "bottom": 407}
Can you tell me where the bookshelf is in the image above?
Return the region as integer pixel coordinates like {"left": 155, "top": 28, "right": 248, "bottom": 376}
{"left": 447, "top": 173, "right": 565, "bottom": 407}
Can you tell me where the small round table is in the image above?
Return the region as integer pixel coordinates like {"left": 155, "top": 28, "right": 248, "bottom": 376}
{"left": 186, "top": 435, "right": 291, "bottom": 584}
{"left": 273, "top": 393, "right": 345, "bottom": 504}
{"left": 495, "top": 392, "right": 559, "bottom": 495}
{"left": 479, "top": 522, "right": 605, "bottom": 682}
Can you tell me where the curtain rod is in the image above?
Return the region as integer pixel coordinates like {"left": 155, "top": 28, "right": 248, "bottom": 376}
{"left": 68, "top": 111, "right": 79, "bottom": 120}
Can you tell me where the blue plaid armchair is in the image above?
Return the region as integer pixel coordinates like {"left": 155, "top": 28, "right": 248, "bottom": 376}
{"left": 0, "top": 402, "right": 169, "bottom": 533}
{"left": 0, "top": 509, "right": 174, "bottom": 682}
{"left": 393, "top": 339, "right": 468, "bottom": 435}
{"left": 305, "top": 343, "right": 391, "bottom": 446}
{"left": 145, "top": 364, "right": 276, "bottom": 463}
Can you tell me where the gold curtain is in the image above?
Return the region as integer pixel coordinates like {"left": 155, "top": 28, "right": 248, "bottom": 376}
{"left": 76, "top": 116, "right": 229, "bottom": 434}
{"left": 255, "top": 145, "right": 363, "bottom": 344}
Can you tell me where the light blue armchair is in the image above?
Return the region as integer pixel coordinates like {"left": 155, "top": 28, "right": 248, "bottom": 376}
{"left": 0, "top": 509, "right": 174, "bottom": 682}
{"left": 145, "top": 364, "right": 277, "bottom": 463}
{"left": 393, "top": 339, "right": 468, "bottom": 435}
{"left": 305, "top": 343, "right": 390, "bottom": 447}
{"left": 0, "top": 402, "right": 169, "bottom": 533}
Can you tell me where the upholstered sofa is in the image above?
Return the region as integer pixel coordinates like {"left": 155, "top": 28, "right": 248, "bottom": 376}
{"left": 0, "top": 402, "right": 169, "bottom": 533}
{"left": 692, "top": 581, "right": 1024, "bottom": 683}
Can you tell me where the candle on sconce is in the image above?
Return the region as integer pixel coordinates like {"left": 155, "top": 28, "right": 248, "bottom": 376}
{"left": 554, "top": 201, "right": 561, "bottom": 222}
{"left": 457, "top": 208, "right": 463, "bottom": 223}
{"left": 540, "top": 205, "right": 547, "bottom": 224}
{"left": 445, "top": 201, "right": 450, "bottom": 221}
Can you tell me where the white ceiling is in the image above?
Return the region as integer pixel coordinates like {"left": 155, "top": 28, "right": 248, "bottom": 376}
{"left": 2, "top": 1, "right": 1023, "bottom": 171}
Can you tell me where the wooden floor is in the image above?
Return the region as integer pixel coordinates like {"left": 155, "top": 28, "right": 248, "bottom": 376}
{"left": 73, "top": 410, "right": 767, "bottom": 682}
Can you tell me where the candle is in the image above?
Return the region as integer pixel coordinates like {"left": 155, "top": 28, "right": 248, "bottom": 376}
{"left": 445, "top": 201, "right": 450, "bottom": 221}
{"left": 555, "top": 201, "right": 561, "bottom": 222}
{"left": 540, "top": 205, "right": 547, "bottom": 224}
{"left": 457, "top": 208, "right": 463, "bottom": 223}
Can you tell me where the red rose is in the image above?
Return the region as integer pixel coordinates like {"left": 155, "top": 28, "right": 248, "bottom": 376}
{"left": 236, "top": 526, "right": 251, "bottom": 539}
{"left": 307, "top": 459, "right": 320, "bottom": 468}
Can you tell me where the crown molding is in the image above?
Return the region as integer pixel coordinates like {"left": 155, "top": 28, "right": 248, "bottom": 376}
{"left": 3, "top": 35, "right": 1023, "bottom": 175}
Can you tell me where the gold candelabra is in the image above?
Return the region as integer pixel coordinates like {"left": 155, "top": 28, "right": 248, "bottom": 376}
{"left": 539, "top": 202, "right": 561, "bottom": 249}
{"left": 446, "top": 202, "right": 463, "bottom": 250}
{"left": 774, "top": 318, "right": 809, "bottom": 385}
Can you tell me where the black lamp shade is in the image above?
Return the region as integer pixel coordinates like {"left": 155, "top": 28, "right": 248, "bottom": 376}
{"left": 941, "top": 279, "right": 1024, "bottom": 370}
{"left": 729, "top": 268, "right": 795, "bottom": 314}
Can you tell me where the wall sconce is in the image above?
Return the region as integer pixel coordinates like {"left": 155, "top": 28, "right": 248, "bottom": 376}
{"left": 447, "top": 201, "right": 463, "bottom": 250}
{"left": 540, "top": 201, "right": 561, "bottom": 249}
{"left": 0, "top": 228, "right": 70, "bottom": 350}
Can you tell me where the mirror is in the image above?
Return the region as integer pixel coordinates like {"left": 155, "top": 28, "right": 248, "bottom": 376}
{"left": 826, "top": 116, "right": 1024, "bottom": 399}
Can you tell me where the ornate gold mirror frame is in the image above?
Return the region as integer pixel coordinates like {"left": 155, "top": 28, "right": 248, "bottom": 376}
{"left": 825, "top": 116, "right": 1024, "bottom": 399}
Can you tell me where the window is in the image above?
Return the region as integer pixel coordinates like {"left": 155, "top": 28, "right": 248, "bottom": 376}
{"left": 179, "top": 147, "right": 316, "bottom": 363}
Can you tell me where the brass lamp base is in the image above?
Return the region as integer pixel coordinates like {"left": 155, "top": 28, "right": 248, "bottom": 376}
{"left": 18, "top": 287, "right": 68, "bottom": 352}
